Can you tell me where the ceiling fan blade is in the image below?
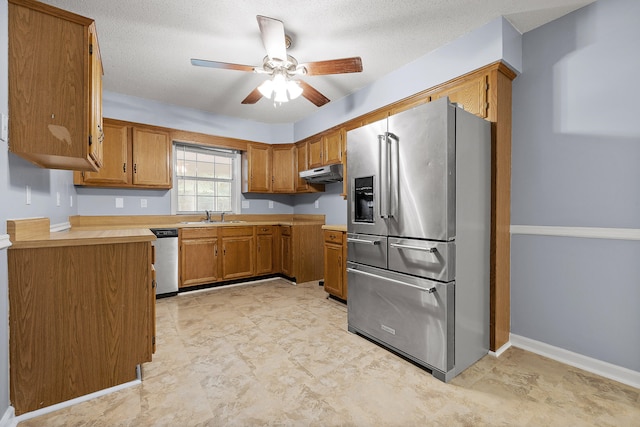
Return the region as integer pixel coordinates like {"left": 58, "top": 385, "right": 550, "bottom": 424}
{"left": 256, "top": 15, "right": 287, "bottom": 61}
{"left": 241, "top": 87, "right": 263, "bottom": 104}
{"left": 191, "top": 58, "right": 255, "bottom": 72}
{"left": 298, "top": 80, "right": 330, "bottom": 107}
{"left": 299, "top": 57, "right": 363, "bottom": 76}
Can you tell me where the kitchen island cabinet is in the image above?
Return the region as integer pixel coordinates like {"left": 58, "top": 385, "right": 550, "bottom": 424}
{"left": 7, "top": 218, "right": 155, "bottom": 415}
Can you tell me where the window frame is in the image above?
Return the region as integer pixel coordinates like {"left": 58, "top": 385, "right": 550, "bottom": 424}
{"left": 170, "top": 143, "right": 241, "bottom": 215}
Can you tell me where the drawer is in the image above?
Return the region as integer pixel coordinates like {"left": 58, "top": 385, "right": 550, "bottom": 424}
{"left": 180, "top": 228, "right": 218, "bottom": 239}
{"left": 324, "top": 229, "right": 343, "bottom": 244}
{"left": 347, "top": 233, "right": 387, "bottom": 269}
{"left": 256, "top": 225, "right": 274, "bottom": 235}
{"left": 388, "top": 237, "right": 454, "bottom": 282}
{"left": 280, "top": 225, "right": 292, "bottom": 236}
{"left": 220, "top": 226, "right": 254, "bottom": 237}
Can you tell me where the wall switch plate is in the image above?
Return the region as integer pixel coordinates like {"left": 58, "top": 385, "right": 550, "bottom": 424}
{"left": 25, "top": 185, "right": 31, "bottom": 205}
{"left": 115, "top": 197, "right": 124, "bottom": 208}
{"left": 56, "top": 192, "right": 61, "bottom": 206}
{"left": 314, "top": 200, "right": 319, "bottom": 209}
{"left": 242, "top": 200, "right": 250, "bottom": 209}
{"left": 268, "top": 201, "right": 274, "bottom": 209}
{"left": 0, "top": 114, "right": 8, "bottom": 142}
{"left": 140, "top": 198, "right": 147, "bottom": 208}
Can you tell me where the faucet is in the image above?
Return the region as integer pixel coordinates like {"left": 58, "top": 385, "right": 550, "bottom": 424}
{"left": 205, "top": 210, "right": 211, "bottom": 222}
{"left": 221, "top": 212, "right": 225, "bottom": 222}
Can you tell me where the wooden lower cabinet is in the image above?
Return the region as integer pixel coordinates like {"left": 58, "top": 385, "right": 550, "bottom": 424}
{"left": 323, "top": 229, "right": 347, "bottom": 300}
{"left": 280, "top": 226, "right": 293, "bottom": 277}
{"left": 221, "top": 227, "right": 255, "bottom": 280}
{"left": 179, "top": 227, "right": 219, "bottom": 288}
{"left": 256, "top": 226, "right": 275, "bottom": 275}
{"left": 8, "top": 241, "right": 154, "bottom": 415}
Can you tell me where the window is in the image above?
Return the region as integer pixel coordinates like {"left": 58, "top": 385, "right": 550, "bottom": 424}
{"left": 173, "top": 144, "right": 240, "bottom": 214}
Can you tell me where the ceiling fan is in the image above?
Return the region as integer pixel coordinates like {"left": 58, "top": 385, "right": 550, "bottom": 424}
{"left": 191, "top": 15, "right": 363, "bottom": 107}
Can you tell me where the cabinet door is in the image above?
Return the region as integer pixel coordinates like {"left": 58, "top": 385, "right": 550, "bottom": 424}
{"left": 323, "top": 242, "right": 344, "bottom": 298}
{"left": 132, "top": 128, "right": 172, "bottom": 188}
{"left": 76, "top": 121, "right": 130, "bottom": 185}
{"left": 323, "top": 129, "right": 344, "bottom": 165}
{"left": 272, "top": 145, "right": 295, "bottom": 193}
{"left": 432, "top": 75, "right": 488, "bottom": 118}
{"left": 280, "top": 234, "right": 292, "bottom": 277}
{"left": 8, "top": 1, "right": 99, "bottom": 171}
{"left": 307, "top": 138, "right": 323, "bottom": 168}
{"left": 295, "top": 142, "right": 309, "bottom": 192}
{"left": 222, "top": 236, "right": 255, "bottom": 280}
{"left": 88, "top": 25, "right": 103, "bottom": 168}
{"left": 245, "top": 144, "right": 272, "bottom": 192}
{"left": 256, "top": 234, "right": 274, "bottom": 275}
{"left": 180, "top": 237, "right": 219, "bottom": 288}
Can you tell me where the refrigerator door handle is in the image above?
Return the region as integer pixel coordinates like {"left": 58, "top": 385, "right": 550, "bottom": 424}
{"left": 389, "top": 242, "right": 437, "bottom": 253}
{"left": 387, "top": 132, "right": 399, "bottom": 219}
{"left": 347, "top": 237, "right": 381, "bottom": 245}
{"left": 378, "top": 134, "right": 391, "bottom": 219}
{"left": 346, "top": 267, "right": 436, "bottom": 293}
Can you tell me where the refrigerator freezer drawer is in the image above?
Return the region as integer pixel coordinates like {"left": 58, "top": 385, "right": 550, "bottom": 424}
{"left": 388, "top": 238, "right": 455, "bottom": 282}
{"left": 347, "top": 233, "right": 388, "bottom": 269}
{"left": 347, "top": 262, "right": 454, "bottom": 373}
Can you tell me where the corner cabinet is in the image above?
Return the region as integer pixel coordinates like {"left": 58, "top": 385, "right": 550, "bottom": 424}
{"left": 8, "top": 0, "right": 103, "bottom": 171}
{"left": 74, "top": 119, "right": 172, "bottom": 189}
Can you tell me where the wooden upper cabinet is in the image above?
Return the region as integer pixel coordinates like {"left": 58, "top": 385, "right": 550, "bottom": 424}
{"left": 8, "top": 0, "right": 103, "bottom": 171}
{"left": 307, "top": 137, "right": 324, "bottom": 168}
{"left": 294, "top": 142, "right": 325, "bottom": 194}
{"left": 323, "top": 129, "right": 344, "bottom": 165}
{"left": 432, "top": 75, "right": 488, "bottom": 118}
{"left": 75, "top": 121, "right": 129, "bottom": 185}
{"left": 74, "top": 120, "right": 172, "bottom": 189}
{"left": 132, "top": 128, "right": 172, "bottom": 187}
{"left": 271, "top": 145, "right": 295, "bottom": 193}
{"left": 243, "top": 144, "right": 272, "bottom": 193}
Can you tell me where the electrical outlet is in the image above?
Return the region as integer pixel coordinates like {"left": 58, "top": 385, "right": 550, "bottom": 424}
{"left": 56, "top": 192, "right": 61, "bottom": 206}
{"left": 70, "top": 195, "right": 73, "bottom": 207}
{"left": 0, "top": 114, "right": 8, "bottom": 142}
{"left": 268, "top": 201, "right": 274, "bottom": 209}
{"left": 141, "top": 198, "right": 147, "bottom": 208}
{"left": 115, "top": 197, "right": 124, "bottom": 208}
{"left": 314, "top": 200, "right": 319, "bottom": 209}
{"left": 25, "top": 185, "right": 31, "bottom": 205}
{"left": 242, "top": 201, "right": 250, "bottom": 209}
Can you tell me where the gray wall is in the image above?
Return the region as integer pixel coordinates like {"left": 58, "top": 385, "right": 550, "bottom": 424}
{"left": 294, "top": 182, "right": 347, "bottom": 225}
{"left": 511, "top": 0, "right": 640, "bottom": 371}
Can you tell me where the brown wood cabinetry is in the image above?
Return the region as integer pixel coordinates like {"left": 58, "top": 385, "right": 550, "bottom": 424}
{"left": 280, "top": 223, "right": 324, "bottom": 283}
{"left": 8, "top": 0, "right": 103, "bottom": 171}
{"left": 294, "top": 142, "right": 325, "bottom": 194}
{"left": 432, "top": 75, "right": 488, "bottom": 118}
{"left": 256, "top": 225, "right": 275, "bottom": 275}
{"left": 323, "top": 229, "right": 347, "bottom": 300}
{"left": 271, "top": 145, "right": 296, "bottom": 193}
{"left": 74, "top": 119, "right": 172, "bottom": 189}
{"left": 307, "top": 137, "right": 324, "bottom": 168}
{"left": 242, "top": 143, "right": 272, "bottom": 192}
{"left": 179, "top": 227, "right": 219, "bottom": 288}
{"left": 8, "top": 240, "right": 154, "bottom": 415}
{"left": 280, "top": 225, "right": 293, "bottom": 277}
{"left": 323, "top": 129, "right": 344, "bottom": 165}
{"left": 221, "top": 226, "right": 255, "bottom": 280}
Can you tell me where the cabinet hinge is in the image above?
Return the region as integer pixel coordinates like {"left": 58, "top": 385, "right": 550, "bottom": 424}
{"left": 89, "top": 44, "right": 93, "bottom": 55}
{"left": 88, "top": 135, "right": 92, "bottom": 146}
{"left": 152, "top": 336, "right": 156, "bottom": 345}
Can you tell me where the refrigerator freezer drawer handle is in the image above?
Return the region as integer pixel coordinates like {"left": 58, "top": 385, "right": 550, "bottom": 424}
{"left": 346, "top": 268, "right": 436, "bottom": 293}
{"left": 389, "top": 243, "right": 437, "bottom": 253}
{"left": 347, "top": 238, "right": 381, "bottom": 245}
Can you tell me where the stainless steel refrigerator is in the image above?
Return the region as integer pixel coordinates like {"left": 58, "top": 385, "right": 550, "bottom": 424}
{"left": 346, "top": 97, "right": 490, "bottom": 382}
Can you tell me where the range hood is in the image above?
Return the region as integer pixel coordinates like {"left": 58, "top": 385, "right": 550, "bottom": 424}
{"left": 299, "top": 163, "right": 343, "bottom": 184}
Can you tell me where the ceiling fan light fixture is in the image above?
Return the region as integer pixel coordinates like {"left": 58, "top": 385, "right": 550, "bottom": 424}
{"left": 258, "top": 79, "right": 274, "bottom": 98}
{"left": 287, "top": 80, "right": 303, "bottom": 100}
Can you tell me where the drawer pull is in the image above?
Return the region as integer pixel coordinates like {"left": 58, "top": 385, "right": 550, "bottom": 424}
{"left": 347, "top": 238, "right": 381, "bottom": 246}
{"left": 390, "top": 243, "right": 437, "bottom": 253}
{"left": 346, "top": 268, "right": 435, "bottom": 293}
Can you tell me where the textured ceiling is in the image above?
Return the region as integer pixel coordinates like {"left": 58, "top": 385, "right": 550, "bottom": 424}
{"left": 40, "top": 0, "right": 596, "bottom": 124}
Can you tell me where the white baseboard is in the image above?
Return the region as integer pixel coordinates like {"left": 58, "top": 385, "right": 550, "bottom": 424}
{"left": 488, "top": 340, "right": 512, "bottom": 358}
{"left": 510, "top": 334, "right": 640, "bottom": 389}
{"left": 12, "top": 377, "right": 141, "bottom": 424}
{"left": 0, "top": 406, "right": 15, "bottom": 427}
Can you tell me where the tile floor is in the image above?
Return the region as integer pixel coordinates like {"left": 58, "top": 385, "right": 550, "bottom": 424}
{"left": 19, "top": 279, "right": 640, "bottom": 426}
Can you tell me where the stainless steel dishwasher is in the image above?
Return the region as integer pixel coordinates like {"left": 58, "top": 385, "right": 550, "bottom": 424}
{"left": 150, "top": 228, "right": 179, "bottom": 298}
